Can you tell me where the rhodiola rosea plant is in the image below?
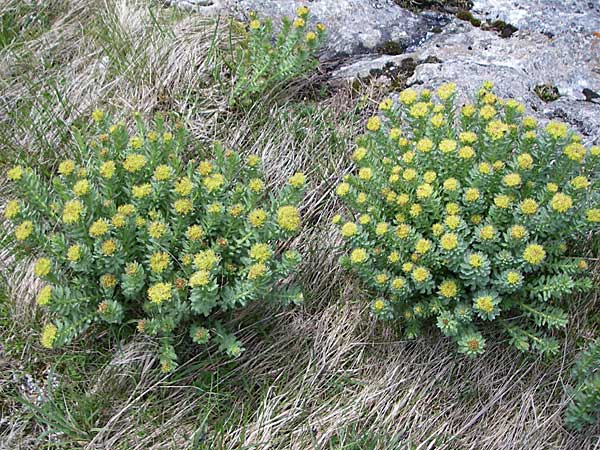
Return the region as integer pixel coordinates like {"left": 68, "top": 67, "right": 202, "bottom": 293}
{"left": 3, "top": 113, "right": 306, "bottom": 371}
{"left": 334, "top": 82, "right": 599, "bottom": 356}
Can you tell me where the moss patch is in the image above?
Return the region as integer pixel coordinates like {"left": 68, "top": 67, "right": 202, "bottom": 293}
{"left": 535, "top": 84, "right": 560, "bottom": 102}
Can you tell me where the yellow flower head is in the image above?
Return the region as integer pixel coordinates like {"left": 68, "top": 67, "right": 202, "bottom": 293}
{"left": 522, "top": 116, "right": 537, "bottom": 129}
{"left": 440, "top": 232, "right": 459, "bottom": 251}
{"left": 550, "top": 193, "right": 573, "bottom": 213}
{"left": 444, "top": 215, "right": 461, "bottom": 230}
{"left": 517, "top": 153, "right": 534, "bottom": 169}
{"left": 415, "top": 239, "right": 432, "bottom": 255}
{"left": 129, "top": 136, "right": 144, "bottom": 149}
{"left": 358, "top": 167, "right": 373, "bottom": 181}
{"left": 459, "top": 132, "right": 477, "bottom": 144}
{"left": 467, "top": 254, "right": 484, "bottom": 269}
{"left": 416, "top": 183, "right": 433, "bottom": 199}
{"left": 506, "top": 271, "right": 522, "bottom": 285}
{"left": 34, "top": 258, "right": 51, "bottom": 277}
{"left": 464, "top": 188, "right": 480, "bottom": 202}
{"left": 64, "top": 170, "right": 84, "bottom": 191}
{"left": 3, "top": 200, "right": 20, "bottom": 220}
{"left": 153, "top": 164, "right": 171, "bottom": 181}
{"left": 523, "top": 244, "right": 546, "bottom": 265}
{"left": 123, "top": 153, "right": 147, "bottom": 172}
{"left": 147, "top": 282, "right": 172, "bottom": 304}
{"left": 486, "top": 120, "right": 510, "bottom": 140}
{"left": 375, "top": 222, "right": 388, "bottom": 236}
{"left": 396, "top": 223, "right": 411, "bottom": 239}
{"left": 350, "top": 248, "right": 368, "bottom": 264}
{"left": 436, "top": 82, "right": 456, "bottom": 100}
{"left": 101, "top": 239, "right": 117, "bottom": 256}
{"left": 494, "top": 195, "right": 511, "bottom": 209}
{"left": 67, "top": 244, "right": 81, "bottom": 262}
{"left": 92, "top": 109, "right": 105, "bottom": 122}
{"left": 186, "top": 225, "right": 204, "bottom": 241}
{"left": 341, "top": 222, "right": 358, "bottom": 238}
{"left": 366, "top": 116, "right": 381, "bottom": 132}
{"left": 336, "top": 182, "right": 350, "bottom": 197}
{"left": 174, "top": 198, "right": 193, "bottom": 215}
{"left": 132, "top": 183, "right": 152, "bottom": 199}
{"left": 15, "top": 220, "right": 33, "bottom": 241}
{"left": 58, "top": 160, "right": 76, "bottom": 176}
{"left": 248, "top": 263, "right": 267, "bottom": 280}
{"left": 207, "top": 202, "right": 223, "bottom": 214}
{"left": 250, "top": 243, "right": 271, "bottom": 262}
{"left": 277, "top": 206, "right": 300, "bottom": 232}
{"left": 586, "top": 208, "right": 600, "bottom": 223}
{"left": 475, "top": 296, "right": 494, "bottom": 313}
{"left": 410, "top": 203, "right": 422, "bottom": 217}
{"left": 189, "top": 270, "right": 210, "bottom": 287}
{"left": 305, "top": 31, "right": 317, "bottom": 42}
{"left": 502, "top": 173, "right": 521, "bottom": 187}
{"left": 249, "top": 19, "right": 261, "bottom": 30}
{"left": 430, "top": 113, "right": 445, "bottom": 128}
{"left": 150, "top": 252, "right": 170, "bottom": 273}
{"left": 479, "top": 105, "right": 496, "bottom": 120}
{"left": 37, "top": 285, "right": 52, "bottom": 306}
{"left": 443, "top": 178, "right": 460, "bottom": 192}
{"left": 399, "top": 88, "right": 418, "bottom": 105}
{"left": 462, "top": 104, "right": 476, "bottom": 117}
{"left": 432, "top": 223, "right": 444, "bottom": 237}
{"left": 412, "top": 266, "right": 430, "bottom": 283}
{"left": 409, "top": 102, "right": 429, "bottom": 118}
{"left": 545, "top": 121, "right": 568, "bottom": 140}
{"left": 379, "top": 98, "right": 393, "bottom": 111}
{"left": 446, "top": 203, "right": 460, "bottom": 215}
{"left": 416, "top": 138, "right": 433, "bottom": 153}
{"left": 570, "top": 176, "right": 589, "bottom": 190}
{"left": 40, "top": 324, "right": 57, "bottom": 348}
{"left": 99, "top": 160, "right": 116, "bottom": 179}
{"left": 248, "top": 208, "right": 267, "bottom": 228}
{"left": 439, "top": 280, "right": 458, "bottom": 298}
{"left": 288, "top": 172, "right": 306, "bottom": 188}
{"left": 194, "top": 249, "right": 219, "bottom": 271}
{"left": 197, "top": 160, "right": 213, "bottom": 176}
{"left": 438, "top": 139, "right": 456, "bottom": 153}
{"left": 148, "top": 221, "right": 167, "bottom": 239}
{"left": 479, "top": 225, "right": 496, "bottom": 240}
{"left": 174, "top": 177, "right": 193, "bottom": 196}
{"left": 204, "top": 173, "right": 225, "bottom": 193}
{"left": 563, "top": 143, "right": 586, "bottom": 162}
{"left": 89, "top": 219, "right": 110, "bottom": 238}
{"left": 293, "top": 17, "right": 305, "bottom": 28}
{"left": 509, "top": 224, "right": 527, "bottom": 240}
{"left": 458, "top": 146, "right": 475, "bottom": 159}
{"left": 519, "top": 198, "right": 538, "bottom": 215}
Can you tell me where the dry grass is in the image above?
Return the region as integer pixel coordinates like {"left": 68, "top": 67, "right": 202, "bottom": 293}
{"left": 1, "top": 1, "right": 599, "bottom": 449}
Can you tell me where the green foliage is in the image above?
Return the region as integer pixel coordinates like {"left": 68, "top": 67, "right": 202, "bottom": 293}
{"left": 334, "top": 82, "right": 599, "bottom": 356}
{"left": 3, "top": 112, "right": 306, "bottom": 372}
{"left": 565, "top": 338, "right": 600, "bottom": 430}
{"left": 225, "top": 7, "right": 326, "bottom": 107}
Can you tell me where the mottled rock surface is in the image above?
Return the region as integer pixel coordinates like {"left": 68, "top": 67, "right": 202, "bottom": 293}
{"left": 229, "top": 0, "right": 449, "bottom": 58}
{"left": 166, "top": 0, "right": 600, "bottom": 142}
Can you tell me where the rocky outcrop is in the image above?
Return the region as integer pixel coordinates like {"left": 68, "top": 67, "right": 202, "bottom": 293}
{"left": 166, "top": 0, "right": 600, "bottom": 142}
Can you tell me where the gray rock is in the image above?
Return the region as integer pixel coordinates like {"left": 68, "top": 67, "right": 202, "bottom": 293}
{"left": 472, "top": 0, "right": 600, "bottom": 34}
{"left": 408, "top": 18, "right": 600, "bottom": 142}
{"left": 168, "top": 0, "right": 449, "bottom": 59}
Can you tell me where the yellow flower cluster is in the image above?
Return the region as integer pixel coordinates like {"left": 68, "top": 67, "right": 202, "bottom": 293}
{"left": 334, "top": 83, "right": 598, "bottom": 356}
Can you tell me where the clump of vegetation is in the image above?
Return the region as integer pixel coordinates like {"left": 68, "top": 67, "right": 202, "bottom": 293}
{"left": 3, "top": 113, "right": 306, "bottom": 372}
{"left": 226, "top": 7, "right": 326, "bottom": 107}
{"left": 565, "top": 338, "right": 600, "bottom": 430}
{"left": 334, "top": 82, "right": 599, "bottom": 356}
{"left": 535, "top": 83, "right": 561, "bottom": 102}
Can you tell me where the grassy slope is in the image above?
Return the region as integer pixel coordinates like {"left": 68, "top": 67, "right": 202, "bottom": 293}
{"left": 0, "top": 1, "right": 599, "bottom": 449}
